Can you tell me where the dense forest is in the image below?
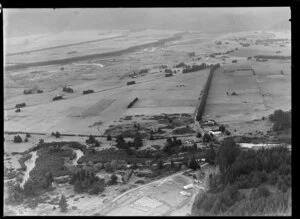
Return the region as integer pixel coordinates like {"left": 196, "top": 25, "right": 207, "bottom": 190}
{"left": 192, "top": 138, "right": 291, "bottom": 216}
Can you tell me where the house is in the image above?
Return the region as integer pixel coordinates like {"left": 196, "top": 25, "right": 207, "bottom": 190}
{"left": 183, "top": 184, "right": 194, "bottom": 190}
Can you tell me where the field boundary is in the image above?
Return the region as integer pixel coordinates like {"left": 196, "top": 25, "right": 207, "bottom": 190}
{"left": 195, "top": 64, "right": 221, "bottom": 121}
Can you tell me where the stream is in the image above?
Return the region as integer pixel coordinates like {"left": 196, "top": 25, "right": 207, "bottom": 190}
{"left": 20, "top": 151, "right": 38, "bottom": 188}
{"left": 72, "top": 149, "right": 84, "bottom": 165}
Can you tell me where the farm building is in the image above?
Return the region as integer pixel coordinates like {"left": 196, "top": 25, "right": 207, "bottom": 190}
{"left": 53, "top": 95, "right": 63, "bottom": 101}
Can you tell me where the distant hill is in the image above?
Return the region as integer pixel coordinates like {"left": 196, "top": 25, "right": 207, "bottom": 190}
{"left": 4, "top": 8, "right": 290, "bottom": 37}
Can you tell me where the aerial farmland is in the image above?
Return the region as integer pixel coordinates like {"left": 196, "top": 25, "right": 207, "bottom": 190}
{"left": 4, "top": 8, "right": 291, "bottom": 216}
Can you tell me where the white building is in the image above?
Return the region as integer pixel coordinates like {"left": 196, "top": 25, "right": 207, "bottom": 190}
{"left": 183, "top": 184, "right": 194, "bottom": 190}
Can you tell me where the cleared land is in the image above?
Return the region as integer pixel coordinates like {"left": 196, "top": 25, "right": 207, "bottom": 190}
{"left": 102, "top": 171, "right": 197, "bottom": 216}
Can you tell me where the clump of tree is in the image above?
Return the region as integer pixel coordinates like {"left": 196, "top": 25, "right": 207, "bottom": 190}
{"left": 41, "top": 172, "right": 54, "bottom": 189}
{"left": 165, "top": 68, "right": 173, "bottom": 74}
{"left": 219, "top": 125, "right": 226, "bottom": 133}
{"left": 196, "top": 132, "right": 202, "bottom": 138}
{"left": 62, "top": 86, "right": 74, "bottom": 93}
{"left": 115, "top": 132, "right": 143, "bottom": 151}
{"left": 106, "top": 134, "right": 112, "bottom": 141}
{"left": 188, "top": 157, "right": 200, "bottom": 170}
{"left": 13, "top": 135, "right": 22, "bottom": 143}
{"left": 163, "top": 137, "right": 182, "bottom": 154}
{"left": 268, "top": 109, "right": 291, "bottom": 132}
{"left": 139, "top": 68, "right": 149, "bottom": 74}
{"left": 204, "top": 145, "right": 216, "bottom": 164}
{"left": 182, "top": 63, "right": 207, "bottom": 73}
{"left": 86, "top": 135, "right": 100, "bottom": 146}
{"left": 202, "top": 133, "right": 212, "bottom": 143}
{"left": 175, "top": 62, "right": 188, "bottom": 68}
{"left": 69, "top": 169, "right": 105, "bottom": 195}
{"left": 51, "top": 131, "right": 61, "bottom": 138}
{"left": 133, "top": 132, "right": 143, "bottom": 149}
{"left": 107, "top": 173, "right": 118, "bottom": 185}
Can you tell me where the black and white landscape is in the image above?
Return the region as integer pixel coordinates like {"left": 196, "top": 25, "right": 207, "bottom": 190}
{"left": 4, "top": 8, "right": 291, "bottom": 216}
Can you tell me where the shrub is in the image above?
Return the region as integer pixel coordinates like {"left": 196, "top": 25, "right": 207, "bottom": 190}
{"left": 26, "top": 133, "right": 31, "bottom": 138}
{"left": 24, "top": 138, "right": 29, "bottom": 143}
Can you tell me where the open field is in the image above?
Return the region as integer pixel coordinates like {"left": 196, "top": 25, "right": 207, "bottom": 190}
{"left": 4, "top": 65, "right": 210, "bottom": 134}
{"left": 203, "top": 59, "right": 291, "bottom": 135}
